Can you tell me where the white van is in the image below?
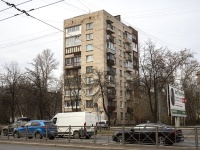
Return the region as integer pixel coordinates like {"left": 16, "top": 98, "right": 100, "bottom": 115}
{"left": 51, "top": 112, "right": 98, "bottom": 139}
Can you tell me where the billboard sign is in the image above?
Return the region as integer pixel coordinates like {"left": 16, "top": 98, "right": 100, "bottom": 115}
{"left": 167, "top": 85, "right": 186, "bottom": 117}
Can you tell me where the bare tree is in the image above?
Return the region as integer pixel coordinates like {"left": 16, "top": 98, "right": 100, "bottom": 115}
{"left": 26, "top": 49, "right": 59, "bottom": 119}
{"left": 139, "top": 40, "right": 196, "bottom": 122}
{"left": 82, "top": 69, "right": 116, "bottom": 125}
{"left": 1, "top": 61, "right": 24, "bottom": 122}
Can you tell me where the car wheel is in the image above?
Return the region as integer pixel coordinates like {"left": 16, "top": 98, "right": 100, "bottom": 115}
{"left": 116, "top": 134, "right": 123, "bottom": 143}
{"left": 3, "top": 129, "right": 8, "bottom": 136}
{"left": 86, "top": 135, "right": 91, "bottom": 139}
{"left": 13, "top": 132, "right": 20, "bottom": 138}
{"left": 73, "top": 132, "right": 80, "bottom": 139}
{"left": 35, "top": 132, "right": 43, "bottom": 139}
{"left": 158, "top": 136, "right": 165, "bottom": 146}
{"left": 49, "top": 135, "right": 55, "bottom": 140}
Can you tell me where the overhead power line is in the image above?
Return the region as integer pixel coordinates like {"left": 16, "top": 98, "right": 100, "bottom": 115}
{"left": 0, "top": 0, "right": 64, "bottom": 22}
{"left": 0, "top": 0, "right": 32, "bottom": 13}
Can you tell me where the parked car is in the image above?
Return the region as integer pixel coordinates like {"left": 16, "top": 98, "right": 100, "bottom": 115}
{"left": 2, "top": 117, "right": 31, "bottom": 136}
{"left": 112, "top": 123, "right": 184, "bottom": 145}
{"left": 97, "top": 120, "right": 109, "bottom": 130}
{"left": 13, "top": 120, "right": 57, "bottom": 140}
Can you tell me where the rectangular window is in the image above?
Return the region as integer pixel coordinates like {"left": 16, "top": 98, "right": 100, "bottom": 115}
{"left": 120, "top": 70, "right": 122, "bottom": 77}
{"left": 86, "top": 89, "right": 93, "bottom": 96}
{"left": 86, "top": 44, "right": 93, "bottom": 51}
{"left": 86, "top": 66, "right": 93, "bottom": 73}
{"left": 120, "top": 90, "right": 123, "bottom": 97}
{"left": 66, "top": 25, "right": 81, "bottom": 34}
{"left": 86, "top": 23, "right": 93, "bottom": 30}
{"left": 86, "top": 55, "right": 93, "bottom": 62}
{"left": 86, "top": 77, "right": 93, "bottom": 84}
{"left": 119, "top": 60, "right": 122, "bottom": 66}
{"left": 120, "top": 112, "right": 123, "bottom": 120}
{"left": 86, "top": 33, "right": 93, "bottom": 40}
{"left": 119, "top": 49, "right": 122, "bottom": 56}
{"left": 120, "top": 80, "right": 122, "bottom": 87}
{"left": 86, "top": 100, "right": 93, "bottom": 108}
{"left": 120, "top": 101, "right": 123, "bottom": 108}
{"left": 119, "top": 40, "right": 121, "bottom": 46}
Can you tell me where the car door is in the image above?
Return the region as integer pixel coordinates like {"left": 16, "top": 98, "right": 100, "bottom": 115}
{"left": 28, "top": 122, "right": 40, "bottom": 137}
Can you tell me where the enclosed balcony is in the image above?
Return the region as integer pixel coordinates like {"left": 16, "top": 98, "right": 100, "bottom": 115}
{"left": 125, "top": 55, "right": 132, "bottom": 62}
{"left": 127, "top": 107, "right": 133, "bottom": 113}
{"left": 107, "top": 70, "right": 115, "bottom": 76}
{"left": 106, "top": 24, "right": 115, "bottom": 34}
{"left": 107, "top": 106, "right": 116, "bottom": 112}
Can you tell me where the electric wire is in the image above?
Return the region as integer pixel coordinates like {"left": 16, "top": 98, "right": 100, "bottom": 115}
{"left": 0, "top": 0, "right": 33, "bottom": 12}
{"left": 0, "top": 0, "right": 64, "bottom": 21}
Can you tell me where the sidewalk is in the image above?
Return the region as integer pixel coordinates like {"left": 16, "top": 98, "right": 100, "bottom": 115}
{"left": 0, "top": 139, "right": 193, "bottom": 150}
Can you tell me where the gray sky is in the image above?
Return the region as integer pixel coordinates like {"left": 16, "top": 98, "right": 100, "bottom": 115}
{"left": 0, "top": 0, "right": 199, "bottom": 77}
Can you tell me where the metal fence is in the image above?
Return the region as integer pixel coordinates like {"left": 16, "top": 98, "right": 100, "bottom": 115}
{"left": 1, "top": 125, "right": 200, "bottom": 149}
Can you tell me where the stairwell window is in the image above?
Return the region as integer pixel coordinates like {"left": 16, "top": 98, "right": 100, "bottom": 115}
{"left": 86, "top": 44, "right": 93, "bottom": 51}
{"left": 86, "top": 55, "right": 93, "bottom": 62}
{"left": 86, "top": 100, "right": 93, "bottom": 108}
{"left": 86, "top": 33, "right": 93, "bottom": 40}
{"left": 86, "top": 22, "right": 93, "bottom": 30}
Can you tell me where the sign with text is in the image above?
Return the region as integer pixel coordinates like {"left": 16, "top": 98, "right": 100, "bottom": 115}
{"left": 167, "top": 85, "right": 186, "bottom": 117}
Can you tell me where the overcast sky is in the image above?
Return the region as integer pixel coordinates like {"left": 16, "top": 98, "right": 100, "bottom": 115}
{"left": 0, "top": 0, "right": 199, "bottom": 77}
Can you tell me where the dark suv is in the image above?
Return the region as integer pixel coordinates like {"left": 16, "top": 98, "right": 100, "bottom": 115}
{"left": 2, "top": 117, "right": 31, "bottom": 136}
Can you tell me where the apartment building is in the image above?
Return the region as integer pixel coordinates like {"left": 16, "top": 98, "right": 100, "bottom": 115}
{"left": 63, "top": 10, "right": 139, "bottom": 125}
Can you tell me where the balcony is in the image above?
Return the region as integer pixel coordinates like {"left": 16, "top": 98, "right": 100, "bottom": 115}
{"left": 107, "top": 70, "right": 115, "bottom": 76}
{"left": 125, "top": 66, "right": 133, "bottom": 72}
{"left": 125, "top": 37, "right": 132, "bottom": 44}
{"left": 107, "top": 59, "right": 115, "bottom": 66}
{"left": 125, "top": 76, "right": 133, "bottom": 81}
{"left": 125, "top": 47, "right": 132, "bottom": 53}
{"left": 106, "top": 24, "right": 114, "bottom": 34}
{"left": 126, "top": 85, "right": 132, "bottom": 91}
{"left": 127, "top": 107, "right": 133, "bottom": 113}
{"left": 107, "top": 106, "right": 116, "bottom": 112}
{"left": 125, "top": 56, "right": 132, "bottom": 62}
{"left": 107, "top": 48, "right": 116, "bottom": 55}
{"left": 107, "top": 93, "right": 116, "bottom": 99}
{"left": 65, "top": 62, "right": 81, "bottom": 69}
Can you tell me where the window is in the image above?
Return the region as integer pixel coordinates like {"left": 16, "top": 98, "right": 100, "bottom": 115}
{"left": 86, "top": 100, "right": 93, "bottom": 108}
{"left": 65, "top": 100, "right": 81, "bottom": 108}
{"left": 120, "top": 101, "right": 123, "bottom": 108}
{"left": 119, "top": 49, "right": 122, "bottom": 56}
{"left": 120, "top": 70, "right": 122, "bottom": 77}
{"left": 118, "top": 30, "right": 121, "bottom": 36}
{"left": 86, "top": 77, "right": 93, "bottom": 84}
{"left": 86, "top": 66, "right": 93, "bottom": 73}
{"left": 86, "top": 89, "right": 93, "bottom": 96}
{"left": 86, "top": 55, "right": 93, "bottom": 62}
{"left": 86, "top": 44, "right": 93, "bottom": 51}
{"left": 86, "top": 22, "right": 93, "bottom": 30}
{"left": 120, "top": 112, "right": 123, "bottom": 120}
{"left": 119, "top": 40, "right": 121, "bottom": 46}
{"left": 119, "top": 60, "right": 122, "bottom": 66}
{"left": 66, "top": 25, "right": 81, "bottom": 34}
{"left": 120, "top": 90, "right": 123, "bottom": 97}
{"left": 66, "top": 35, "right": 81, "bottom": 47}
{"left": 120, "top": 80, "right": 122, "bottom": 87}
{"left": 86, "top": 33, "right": 93, "bottom": 40}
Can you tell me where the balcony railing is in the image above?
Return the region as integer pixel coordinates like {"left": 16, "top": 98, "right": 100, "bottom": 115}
{"left": 107, "top": 70, "right": 115, "bottom": 76}
{"left": 106, "top": 24, "right": 114, "bottom": 34}
{"left": 106, "top": 48, "right": 116, "bottom": 54}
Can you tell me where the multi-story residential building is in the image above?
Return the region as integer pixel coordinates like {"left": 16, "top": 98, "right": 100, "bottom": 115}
{"left": 63, "top": 10, "right": 139, "bottom": 125}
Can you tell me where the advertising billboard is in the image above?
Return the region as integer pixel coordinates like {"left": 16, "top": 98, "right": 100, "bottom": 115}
{"left": 167, "top": 85, "right": 186, "bottom": 117}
